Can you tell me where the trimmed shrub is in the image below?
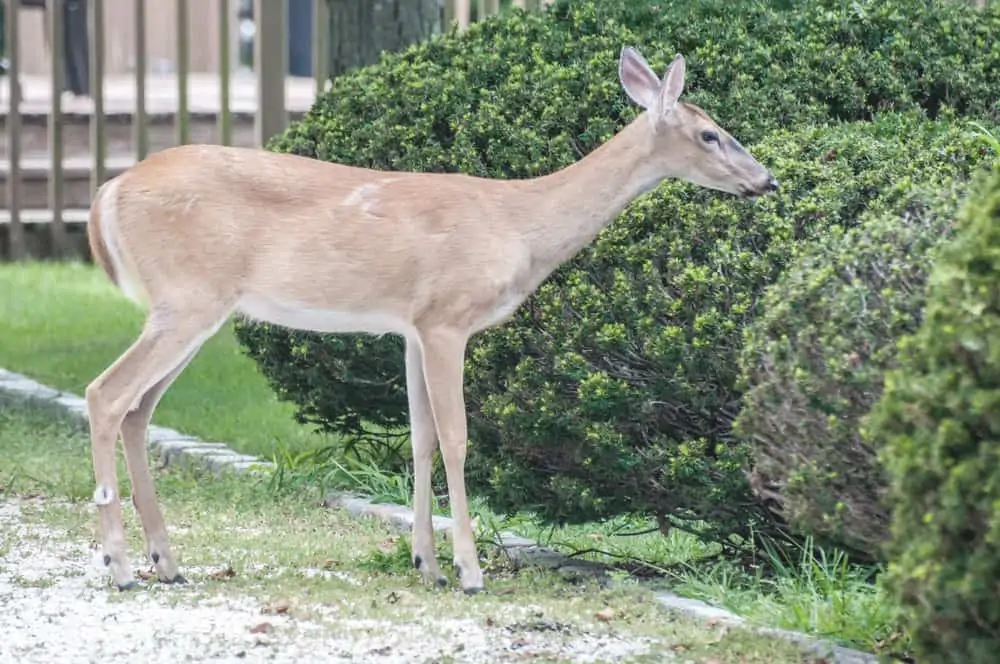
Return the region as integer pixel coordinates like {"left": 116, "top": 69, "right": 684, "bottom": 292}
{"left": 459, "top": 117, "right": 995, "bottom": 536}
{"left": 234, "top": 0, "right": 1000, "bottom": 537}
{"left": 734, "top": 176, "right": 975, "bottom": 562}
{"left": 863, "top": 160, "right": 1000, "bottom": 662}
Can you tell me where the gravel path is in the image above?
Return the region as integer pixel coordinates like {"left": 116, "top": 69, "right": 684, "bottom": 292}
{"left": 0, "top": 498, "right": 660, "bottom": 664}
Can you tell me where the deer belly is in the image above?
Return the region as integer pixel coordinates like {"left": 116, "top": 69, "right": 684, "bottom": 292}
{"left": 474, "top": 288, "right": 529, "bottom": 332}
{"left": 237, "top": 294, "right": 410, "bottom": 336}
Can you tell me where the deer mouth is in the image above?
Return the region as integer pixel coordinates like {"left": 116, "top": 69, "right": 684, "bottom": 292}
{"left": 739, "top": 177, "right": 780, "bottom": 200}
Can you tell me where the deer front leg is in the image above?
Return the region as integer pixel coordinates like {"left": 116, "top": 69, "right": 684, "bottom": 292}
{"left": 405, "top": 337, "right": 447, "bottom": 588}
{"left": 418, "top": 327, "right": 484, "bottom": 594}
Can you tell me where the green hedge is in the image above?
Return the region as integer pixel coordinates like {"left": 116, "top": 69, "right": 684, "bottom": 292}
{"left": 734, "top": 176, "right": 976, "bottom": 562}
{"left": 459, "top": 116, "right": 994, "bottom": 533}
{"left": 863, "top": 159, "right": 1000, "bottom": 662}
{"left": 234, "top": 0, "right": 1000, "bottom": 539}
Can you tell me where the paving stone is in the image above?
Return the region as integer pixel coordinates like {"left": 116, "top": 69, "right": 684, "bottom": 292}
{"left": 147, "top": 426, "right": 200, "bottom": 444}
{"left": 5, "top": 380, "right": 60, "bottom": 400}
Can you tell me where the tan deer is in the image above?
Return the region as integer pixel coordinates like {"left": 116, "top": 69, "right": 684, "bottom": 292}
{"left": 84, "top": 45, "right": 777, "bottom": 594}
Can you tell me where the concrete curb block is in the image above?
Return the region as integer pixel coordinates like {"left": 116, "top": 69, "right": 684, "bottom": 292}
{"left": 321, "top": 491, "right": 609, "bottom": 581}
{"left": 0, "top": 368, "right": 277, "bottom": 478}
{"left": 651, "top": 593, "right": 880, "bottom": 663}
{"left": 0, "top": 367, "right": 879, "bottom": 664}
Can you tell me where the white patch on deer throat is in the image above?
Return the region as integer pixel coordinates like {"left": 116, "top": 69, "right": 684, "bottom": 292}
{"left": 93, "top": 485, "right": 115, "bottom": 506}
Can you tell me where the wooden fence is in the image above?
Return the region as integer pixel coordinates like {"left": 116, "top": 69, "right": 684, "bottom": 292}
{"left": 0, "top": 0, "right": 551, "bottom": 260}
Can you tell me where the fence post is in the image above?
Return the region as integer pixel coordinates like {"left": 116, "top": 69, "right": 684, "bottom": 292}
{"left": 455, "top": 0, "right": 470, "bottom": 29}
{"left": 135, "top": 0, "right": 148, "bottom": 160}
{"left": 253, "top": 0, "right": 287, "bottom": 147}
{"left": 218, "top": 0, "right": 232, "bottom": 145}
{"left": 88, "top": 0, "right": 105, "bottom": 201}
{"left": 48, "top": 0, "right": 67, "bottom": 256}
{"left": 5, "top": 0, "right": 24, "bottom": 259}
{"left": 311, "top": 0, "right": 328, "bottom": 94}
{"left": 176, "top": 0, "right": 190, "bottom": 145}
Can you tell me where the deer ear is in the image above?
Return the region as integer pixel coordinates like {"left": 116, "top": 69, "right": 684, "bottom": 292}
{"left": 659, "top": 54, "right": 686, "bottom": 114}
{"left": 618, "top": 46, "right": 661, "bottom": 110}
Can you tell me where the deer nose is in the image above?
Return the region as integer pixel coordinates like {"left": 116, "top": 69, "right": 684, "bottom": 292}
{"left": 766, "top": 176, "right": 780, "bottom": 192}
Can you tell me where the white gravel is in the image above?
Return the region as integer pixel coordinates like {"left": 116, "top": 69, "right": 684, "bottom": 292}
{"left": 0, "top": 499, "right": 657, "bottom": 664}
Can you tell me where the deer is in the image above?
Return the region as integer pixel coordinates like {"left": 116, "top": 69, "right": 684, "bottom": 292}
{"left": 83, "top": 45, "right": 778, "bottom": 595}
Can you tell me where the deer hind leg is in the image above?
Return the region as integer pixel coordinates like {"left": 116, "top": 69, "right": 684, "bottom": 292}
{"left": 405, "top": 336, "right": 448, "bottom": 588}
{"left": 119, "top": 348, "right": 199, "bottom": 585}
{"left": 417, "top": 326, "right": 484, "bottom": 594}
{"left": 86, "top": 305, "right": 228, "bottom": 590}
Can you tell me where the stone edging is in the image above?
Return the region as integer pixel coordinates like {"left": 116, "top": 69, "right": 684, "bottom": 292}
{"left": 0, "top": 367, "right": 878, "bottom": 664}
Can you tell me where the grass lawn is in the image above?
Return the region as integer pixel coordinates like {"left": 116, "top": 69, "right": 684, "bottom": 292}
{"left": 0, "top": 261, "right": 332, "bottom": 459}
{"left": 0, "top": 405, "right": 814, "bottom": 663}
{"left": 265, "top": 433, "right": 903, "bottom": 657}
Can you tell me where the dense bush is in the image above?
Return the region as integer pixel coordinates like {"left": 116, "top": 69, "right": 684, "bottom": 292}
{"left": 235, "top": 0, "right": 1000, "bottom": 537}
{"left": 459, "top": 118, "right": 995, "bottom": 534}
{"left": 734, "top": 177, "right": 974, "bottom": 562}
{"left": 863, "top": 160, "right": 1000, "bottom": 662}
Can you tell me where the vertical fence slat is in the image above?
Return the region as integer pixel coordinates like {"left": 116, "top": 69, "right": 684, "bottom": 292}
{"left": 253, "top": 0, "right": 286, "bottom": 148}
{"left": 89, "top": 0, "right": 105, "bottom": 201}
{"left": 134, "top": 0, "right": 148, "bottom": 160}
{"left": 48, "top": 0, "right": 67, "bottom": 256}
{"left": 218, "top": 0, "right": 231, "bottom": 145}
{"left": 443, "top": 0, "right": 454, "bottom": 28}
{"left": 5, "top": 0, "right": 24, "bottom": 259}
{"left": 311, "top": 0, "right": 328, "bottom": 95}
{"left": 176, "top": 0, "right": 190, "bottom": 145}
{"left": 486, "top": 0, "right": 499, "bottom": 18}
{"left": 456, "top": 0, "right": 470, "bottom": 29}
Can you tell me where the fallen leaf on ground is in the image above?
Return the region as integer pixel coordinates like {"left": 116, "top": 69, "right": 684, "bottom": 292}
{"left": 386, "top": 590, "right": 417, "bottom": 605}
{"left": 248, "top": 622, "right": 273, "bottom": 634}
{"left": 261, "top": 600, "right": 291, "bottom": 615}
{"left": 594, "top": 607, "right": 615, "bottom": 622}
{"left": 210, "top": 565, "right": 235, "bottom": 580}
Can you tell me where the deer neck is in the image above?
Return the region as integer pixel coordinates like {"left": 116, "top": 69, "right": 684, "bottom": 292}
{"left": 521, "top": 113, "right": 669, "bottom": 273}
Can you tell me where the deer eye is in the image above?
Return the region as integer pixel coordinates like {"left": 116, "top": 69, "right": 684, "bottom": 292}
{"left": 700, "top": 130, "right": 720, "bottom": 144}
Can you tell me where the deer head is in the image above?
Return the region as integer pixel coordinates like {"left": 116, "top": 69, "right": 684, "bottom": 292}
{"left": 618, "top": 46, "right": 778, "bottom": 199}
